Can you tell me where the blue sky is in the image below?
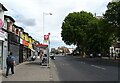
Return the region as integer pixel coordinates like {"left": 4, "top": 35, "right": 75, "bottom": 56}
{"left": 1, "top": 0, "right": 111, "bottom": 48}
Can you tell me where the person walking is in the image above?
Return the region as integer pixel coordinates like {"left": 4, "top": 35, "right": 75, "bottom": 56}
{"left": 5, "top": 52, "right": 16, "bottom": 78}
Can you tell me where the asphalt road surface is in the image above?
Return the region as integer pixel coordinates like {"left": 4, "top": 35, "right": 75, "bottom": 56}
{"left": 52, "top": 54, "right": 119, "bottom": 82}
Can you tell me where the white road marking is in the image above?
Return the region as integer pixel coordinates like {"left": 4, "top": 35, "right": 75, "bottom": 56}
{"left": 61, "top": 64, "right": 70, "bottom": 66}
{"left": 91, "top": 65, "right": 106, "bottom": 70}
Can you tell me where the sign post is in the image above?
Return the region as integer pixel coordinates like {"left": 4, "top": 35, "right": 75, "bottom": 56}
{"left": 43, "top": 33, "right": 50, "bottom": 67}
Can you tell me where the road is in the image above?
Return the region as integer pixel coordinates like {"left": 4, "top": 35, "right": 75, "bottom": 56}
{"left": 52, "top": 54, "right": 119, "bottom": 81}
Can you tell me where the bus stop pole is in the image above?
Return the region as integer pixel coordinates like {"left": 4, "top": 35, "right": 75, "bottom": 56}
{"left": 48, "top": 39, "right": 50, "bottom": 67}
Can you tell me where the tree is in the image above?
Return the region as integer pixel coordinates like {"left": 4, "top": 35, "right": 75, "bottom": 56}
{"left": 104, "top": 1, "right": 120, "bottom": 41}
{"left": 61, "top": 10, "right": 115, "bottom": 57}
{"left": 61, "top": 11, "right": 95, "bottom": 55}
{"left": 96, "top": 18, "right": 114, "bottom": 55}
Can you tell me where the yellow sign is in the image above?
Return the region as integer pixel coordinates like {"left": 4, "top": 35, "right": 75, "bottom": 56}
{"left": 22, "top": 33, "right": 25, "bottom": 39}
{"left": 28, "top": 44, "right": 33, "bottom": 49}
{"left": 25, "top": 34, "right": 28, "bottom": 41}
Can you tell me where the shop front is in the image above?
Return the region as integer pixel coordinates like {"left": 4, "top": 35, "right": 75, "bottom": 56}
{"left": 28, "top": 43, "right": 34, "bottom": 57}
{"left": 19, "top": 39, "right": 29, "bottom": 63}
{"left": 0, "top": 41, "right": 3, "bottom": 68}
{"left": 22, "top": 39, "right": 29, "bottom": 62}
{"left": 8, "top": 32, "right": 20, "bottom": 65}
{"left": 0, "top": 3, "right": 8, "bottom": 70}
{"left": 19, "top": 43, "right": 23, "bottom": 63}
{"left": 0, "top": 32, "right": 8, "bottom": 70}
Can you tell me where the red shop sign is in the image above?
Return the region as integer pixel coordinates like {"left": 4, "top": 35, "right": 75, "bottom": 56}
{"left": 0, "top": 19, "right": 3, "bottom": 28}
{"left": 22, "top": 40, "right": 29, "bottom": 46}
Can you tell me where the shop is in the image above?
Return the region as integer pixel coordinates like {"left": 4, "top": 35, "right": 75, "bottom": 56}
{"left": 0, "top": 24, "right": 8, "bottom": 70}
{"left": 0, "top": 41, "right": 3, "bottom": 67}
{"left": 23, "top": 46, "right": 28, "bottom": 62}
{"left": 28, "top": 41, "right": 35, "bottom": 57}
{"left": 28, "top": 36, "right": 34, "bottom": 57}
{"left": 8, "top": 32, "right": 20, "bottom": 65}
{"left": 19, "top": 44, "right": 23, "bottom": 63}
{"left": 21, "top": 39, "right": 29, "bottom": 62}
{"left": 0, "top": 36, "right": 8, "bottom": 70}
{"left": 19, "top": 42, "right": 29, "bottom": 63}
{"left": 0, "top": 3, "right": 8, "bottom": 70}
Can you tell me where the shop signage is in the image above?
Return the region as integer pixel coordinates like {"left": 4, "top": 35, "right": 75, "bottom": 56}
{"left": 22, "top": 40, "right": 29, "bottom": 46}
{"left": 0, "top": 19, "right": 3, "bottom": 28}
{"left": 28, "top": 44, "right": 33, "bottom": 50}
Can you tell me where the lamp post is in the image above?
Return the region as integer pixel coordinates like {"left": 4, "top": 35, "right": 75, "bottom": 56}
{"left": 43, "top": 12, "right": 52, "bottom": 67}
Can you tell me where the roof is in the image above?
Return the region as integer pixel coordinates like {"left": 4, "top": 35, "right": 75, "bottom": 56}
{"left": 23, "top": 32, "right": 29, "bottom": 35}
{"left": 28, "top": 36, "right": 32, "bottom": 38}
{"left": 36, "top": 44, "right": 48, "bottom": 48}
{"left": 13, "top": 24, "right": 24, "bottom": 30}
{"left": 18, "top": 27, "right": 24, "bottom": 30}
{"left": 4, "top": 15, "right": 15, "bottom": 22}
{"left": 0, "top": 3, "right": 7, "bottom": 11}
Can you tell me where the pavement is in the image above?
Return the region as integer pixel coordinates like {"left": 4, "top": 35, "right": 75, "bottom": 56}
{"left": 1, "top": 58, "right": 60, "bottom": 82}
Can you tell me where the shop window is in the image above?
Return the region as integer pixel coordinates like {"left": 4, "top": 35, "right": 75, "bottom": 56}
{"left": 12, "top": 26, "right": 15, "bottom": 33}
{"left": 7, "top": 22, "right": 10, "bottom": 31}
{"left": 16, "top": 29, "right": 19, "bottom": 35}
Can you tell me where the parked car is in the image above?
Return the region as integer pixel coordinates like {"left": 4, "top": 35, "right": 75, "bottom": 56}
{"left": 50, "top": 53, "right": 55, "bottom": 60}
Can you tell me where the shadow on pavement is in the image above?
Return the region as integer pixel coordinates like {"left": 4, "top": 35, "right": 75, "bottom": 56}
{"left": 2, "top": 72, "right": 13, "bottom": 78}
{"left": 2, "top": 73, "right": 6, "bottom": 78}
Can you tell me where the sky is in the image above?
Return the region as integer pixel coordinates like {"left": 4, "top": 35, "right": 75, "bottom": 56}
{"left": 1, "top": 0, "right": 111, "bottom": 48}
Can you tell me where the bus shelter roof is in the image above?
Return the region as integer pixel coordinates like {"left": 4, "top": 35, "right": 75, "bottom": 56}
{"left": 37, "top": 44, "right": 48, "bottom": 48}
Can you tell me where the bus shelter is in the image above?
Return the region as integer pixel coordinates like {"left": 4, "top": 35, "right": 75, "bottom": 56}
{"left": 37, "top": 44, "right": 50, "bottom": 66}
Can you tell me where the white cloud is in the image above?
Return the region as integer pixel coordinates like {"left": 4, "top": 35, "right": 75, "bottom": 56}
{"left": 0, "top": 0, "right": 111, "bottom": 48}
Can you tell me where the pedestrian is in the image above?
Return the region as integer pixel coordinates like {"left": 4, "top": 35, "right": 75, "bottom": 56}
{"left": 39, "top": 51, "right": 44, "bottom": 65}
{"left": 31, "top": 55, "right": 36, "bottom": 61}
{"left": 5, "top": 52, "right": 16, "bottom": 78}
{"left": 42, "top": 54, "right": 47, "bottom": 63}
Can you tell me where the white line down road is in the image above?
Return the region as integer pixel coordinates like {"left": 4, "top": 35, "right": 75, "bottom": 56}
{"left": 91, "top": 65, "right": 106, "bottom": 70}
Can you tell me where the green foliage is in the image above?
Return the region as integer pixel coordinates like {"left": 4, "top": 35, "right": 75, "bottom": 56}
{"left": 104, "top": 1, "right": 120, "bottom": 40}
{"left": 61, "top": 6, "right": 117, "bottom": 56}
{"left": 61, "top": 11, "right": 97, "bottom": 54}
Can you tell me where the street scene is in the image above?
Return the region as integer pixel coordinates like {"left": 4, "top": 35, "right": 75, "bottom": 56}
{"left": 1, "top": 54, "right": 120, "bottom": 82}
{"left": 0, "top": 0, "right": 120, "bottom": 83}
